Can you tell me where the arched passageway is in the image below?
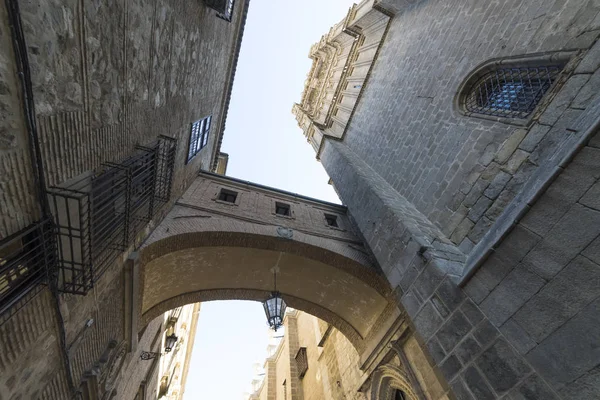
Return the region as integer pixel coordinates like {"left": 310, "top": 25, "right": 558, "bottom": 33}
{"left": 136, "top": 173, "right": 399, "bottom": 353}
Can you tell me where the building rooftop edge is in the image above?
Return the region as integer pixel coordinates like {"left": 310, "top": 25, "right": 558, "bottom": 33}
{"left": 197, "top": 170, "right": 345, "bottom": 209}
{"left": 210, "top": 0, "right": 252, "bottom": 172}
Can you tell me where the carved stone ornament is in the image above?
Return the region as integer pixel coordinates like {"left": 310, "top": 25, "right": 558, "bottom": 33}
{"left": 276, "top": 226, "right": 293, "bottom": 239}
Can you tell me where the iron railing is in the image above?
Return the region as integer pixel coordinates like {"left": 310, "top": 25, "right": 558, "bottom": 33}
{"left": 0, "top": 218, "right": 56, "bottom": 325}
{"left": 47, "top": 136, "right": 177, "bottom": 294}
{"left": 465, "top": 66, "right": 563, "bottom": 119}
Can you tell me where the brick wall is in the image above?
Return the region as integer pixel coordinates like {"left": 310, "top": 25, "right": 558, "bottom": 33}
{"left": 0, "top": 0, "right": 246, "bottom": 237}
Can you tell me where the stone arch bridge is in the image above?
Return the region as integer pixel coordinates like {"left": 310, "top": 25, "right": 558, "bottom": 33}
{"left": 135, "top": 171, "right": 402, "bottom": 355}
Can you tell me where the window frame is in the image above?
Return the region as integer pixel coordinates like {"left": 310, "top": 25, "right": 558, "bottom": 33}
{"left": 275, "top": 202, "right": 291, "bottom": 217}
{"left": 216, "top": 0, "right": 235, "bottom": 22}
{"left": 324, "top": 213, "right": 339, "bottom": 228}
{"left": 186, "top": 115, "right": 212, "bottom": 163}
{"left": 217, "top": 188, "right": 238, "bottom": 204}
{"left": 455, "top": 52, "right": 574, "bottom": 126}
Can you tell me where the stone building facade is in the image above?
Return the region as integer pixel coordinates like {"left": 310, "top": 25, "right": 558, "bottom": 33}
{"left": 249, "top": 310, "right": 442, "bottom": 400}
{"left": 1, "top": 0, "right": 600, "bottom": 399}
{"left": 294, "top": 0, "right": 600, "bottom": 398}
{"left": 0, "top": 0, "right": 248, "bottom": 398}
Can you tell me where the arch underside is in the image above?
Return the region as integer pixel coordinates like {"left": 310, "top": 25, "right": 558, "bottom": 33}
{"left": 139, "top": 232, "right": 393, "bottom": 351}
{"left": 371, "top": 364, "right": 419, "bottom": 400}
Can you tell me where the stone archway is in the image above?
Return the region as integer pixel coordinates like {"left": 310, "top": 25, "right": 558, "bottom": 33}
{"left": 134, "top": 173, "right": 401, "bottom": 354}
{"left": 138, "top": 230, "right": 392, "bottom": 351}
{"left": 370, "top": 364, "right": 420, "bottom": 400}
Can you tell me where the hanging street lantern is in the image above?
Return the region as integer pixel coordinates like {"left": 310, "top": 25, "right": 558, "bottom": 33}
{"left": 263, "top": 269, "right": 287, "bottom": 331}
{"left": 164, "top": 332, "right": 178, "bottom": 352}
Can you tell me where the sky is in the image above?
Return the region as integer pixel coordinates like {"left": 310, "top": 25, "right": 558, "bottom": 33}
{"left": 184, "top": 1, "right": 356, "bottom": 398}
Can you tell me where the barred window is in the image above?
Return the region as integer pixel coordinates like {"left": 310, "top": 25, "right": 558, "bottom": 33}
{"left": 463, "top": 66, "right": 563, "bottom": 119}
{"left": 187, "top": 116, "right": 211, "bottom": 163}
{"left": 295, "top": 347, "right": 308, "bottom": 378}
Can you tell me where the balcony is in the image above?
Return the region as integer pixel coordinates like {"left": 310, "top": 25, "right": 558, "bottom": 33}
{"left": 0, "top": 219, "right": 56, "bottom": 325}
{"left": 47, "top": 136, "right": 177, "bottom": 294}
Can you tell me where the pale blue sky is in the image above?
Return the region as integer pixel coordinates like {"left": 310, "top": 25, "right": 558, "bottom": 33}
{"left": 184, "top": 1, "right": 355, "bottom": 399}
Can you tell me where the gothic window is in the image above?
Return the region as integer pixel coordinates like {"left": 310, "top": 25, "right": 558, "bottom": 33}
{"left": 187, "top": 116, "right": 211, "bottom": 163}
{"left": 394, "top": 390, "right": 406, "bottom": 400}
{"left": 457, "top": 53, "right": 572, "bottom": 123}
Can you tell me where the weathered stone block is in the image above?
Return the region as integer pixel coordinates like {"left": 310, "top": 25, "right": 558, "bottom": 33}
{"left": 572, "top": 69, "right": 600, "bottom": 110}
{"left": 480, "top": 266, "right": 546, "bottom": 327}
{"left": 462, "top": 366, "right": 495, "bottom": 400}
{"left": 472, "top": 319, "right": 499, "bottom": 348}
{"left": 463, "top": 180, "right": 489, "bottom": 208}
{"left": 514, "top": 255, "right": 600, "bottom": 343}
{"left": 413, "top": 262, "right": 446, "bottom": 301}
{"left": 435, "top": 278, "right": 465, "bottom": 313}
{"left": 467, "top": 216, "right": 493, "bottom": 243}
{"left": 467, "top": 196, "right": 492, "bottom": 222}
{"left": 539, "top": 75, "right": 590, "bottom": 125}
{"left": 461, "top": 299, "right": 484, "bottom": 326}
{"left": 494, "top": 225, "right": 541, "bottom": 264}
{"left": 455, "top": 335, "right": 481, "bottom": 365}
{"left": 526, "top": 298, "right": 600, "bottom": 387}
{"left": 474, "top": 253, "right": 515, "bottom": 292}
{"left": 440, "top": 354, "right": 462, "bottom": 381}
{"left": 508, "top": 374, "right": 559, "bottom": 400}
{"left": 451, "top": 217, "right": 474, "bottom": 244}
{"left": 463, "top": 275, "right": 490, "bottom": 305}
{"left": 485, "top": 189, "right": 516, "bottom": 221}
{"left": 558, "top": 366, "right": 600, "bottom": 400}
{"left": 580, "top": 180, "right": 600, "bottom": 210}
{"left": 483, "top": 171, "right": 511, "bottom": 200}
{"left": 436, "top": 311, "right": 472, "bottom": 353}
{"left": 582, "top": 235, "right": 600, "bottom": 265}
{"left": 450, "top": 378, "right": 475, "bottom": 400}
{"left": 501, "top": 149, "right": 530, "bottom": 174}
{"left": 519, "top": 124, "right": 551, "bottom": 153}
{"left": 496, "top": 129, "right": 528, "bottom": 164}
{"left": 413, "top": 301, "right": 444, "bottom": 341}
{"left": 476, "top": 338, "right": 531, "bottom": 394}
{"left": 576, "top": 39, "right": 600, "bottom": 73}
{"left": 523, "top": 204, "right": 600, "bottom": 279}
{"left": 499, "top": 318, "right": 537, "bottom": 355}
{"left": 521, "top": 163, "right": 596, "bottom": 236}
{"left": 426, "top": 337, "right": 446, "bottom": 364}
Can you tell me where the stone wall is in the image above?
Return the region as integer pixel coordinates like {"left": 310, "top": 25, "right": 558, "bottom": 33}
{"left": 320, "top": 83, "right": 600, "bottom": 400}
{"left": 0, "top": 0, "right": 249, "bottom": 398}
{"left": 0, "top": 0, "right": 246, "bottom": 238}
{"left": 340, "top": 0, "right": 600, "bottom": 250}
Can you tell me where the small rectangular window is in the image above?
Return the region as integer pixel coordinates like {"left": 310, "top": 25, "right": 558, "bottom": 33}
{"left": 325, "top": 214, "right": 338, "bottom": 227}
{"left": 187, "top": 116, "right": 212, "bottom": 163}
{"left": 218, "top": 189, "right": 237, "bottom": 203}
{"left": 275, "top": 202, "right": 290, "bottom": 216}
{"left": 295, "top": 347, "right": 308, "bottom": 378}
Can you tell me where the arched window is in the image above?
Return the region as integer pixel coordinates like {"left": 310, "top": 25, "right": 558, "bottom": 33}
{"left": 457, "top": 52, "right": 573, "bottom": 123}
{"left": 465, "top": 66, "right": 561, "bottom": 118}
{"left": 394, "top": 390, "right": 405, "bottom": 400}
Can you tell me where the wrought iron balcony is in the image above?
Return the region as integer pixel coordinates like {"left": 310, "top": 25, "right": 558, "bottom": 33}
{"left": 0, "top": 218, "right": 56, "bottom": 325}
{"left": 47, "top": 136, "right": 177, "bottom": 295}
